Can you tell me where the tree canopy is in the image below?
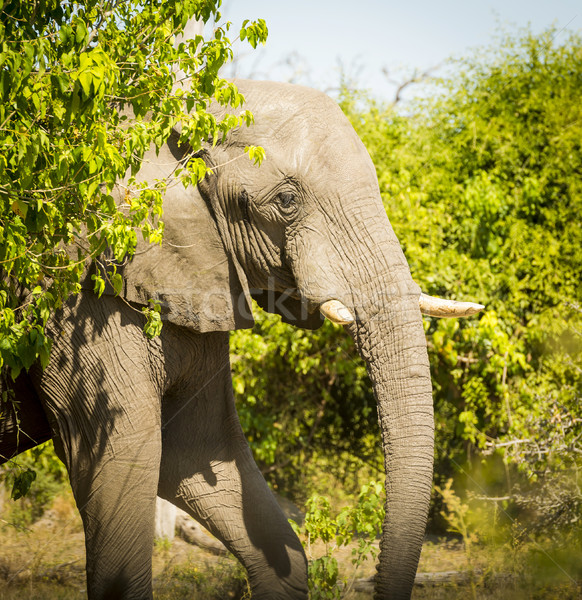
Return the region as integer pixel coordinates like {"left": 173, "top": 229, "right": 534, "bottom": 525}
{"left": 0, "top": 0, "right": 267, "bottom": 377}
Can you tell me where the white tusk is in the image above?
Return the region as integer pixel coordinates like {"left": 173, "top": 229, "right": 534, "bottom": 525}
{"left": 419, "top": 293, "right": 485, "bottom": 318}
{"left": 320, "top": 300, "right": 355, "bottom": 325}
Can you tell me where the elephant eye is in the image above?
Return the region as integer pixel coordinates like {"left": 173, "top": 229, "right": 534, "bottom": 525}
{"left": 277, "top": 191, "right": 296, "bottom": 213}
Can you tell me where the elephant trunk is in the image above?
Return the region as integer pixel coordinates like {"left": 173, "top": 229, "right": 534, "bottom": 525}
{"left": 336, "top": 212, "right": 434, "bottom": 598}
{"left": 347, "top": 288, "right": 434, "bottom": 599}
{"left": 288, "top": 188, "right": 435, "bottom": 598}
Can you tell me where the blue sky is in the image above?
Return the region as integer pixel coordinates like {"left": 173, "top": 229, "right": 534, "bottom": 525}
{"left": 216, "top": 1, "right": 580, "bottom": 101}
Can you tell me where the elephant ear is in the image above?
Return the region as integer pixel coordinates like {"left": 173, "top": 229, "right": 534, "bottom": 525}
{"left": 251, "top": 289, "right": 324, "bottom": 331}
{"left": 84, "top": 133, "right": 254, "bottom": 333}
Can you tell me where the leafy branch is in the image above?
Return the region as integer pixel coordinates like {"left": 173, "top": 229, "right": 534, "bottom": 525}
{"left": 0, "top": 0, "right": 268, "bottom": 378}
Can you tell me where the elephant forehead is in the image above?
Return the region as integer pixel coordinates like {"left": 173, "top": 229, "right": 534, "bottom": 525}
{"left": 287, "top": 133, "right": 378, "bottom": 196}
{"left": 234, "top": 78, "right": 340, "bottom": 123}
{"left": 306, "top": 129, "right": 376, "bottom": 180}
{"left": 226, "top": 80, "right": 366, "bottom": 152}
{"left": 221, "top": 80, "right": 379, "bottom": 191}
{"left": 236, "top": 135, "right": 377, "bottom": 202}
{"left": 250, "top": 116, "right": 375, "bottom": 181}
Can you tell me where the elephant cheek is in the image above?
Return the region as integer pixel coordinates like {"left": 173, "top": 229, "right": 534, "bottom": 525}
{"left": 284, "top": 226, "right": 351, "bottom": 310}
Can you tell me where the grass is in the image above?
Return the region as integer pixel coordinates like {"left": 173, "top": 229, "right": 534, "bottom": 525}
{"left": 0, "top": 489, "right": 580, "bottom": 599}
{"left": 153, "top": 557, "right": 248, "bottom": 600}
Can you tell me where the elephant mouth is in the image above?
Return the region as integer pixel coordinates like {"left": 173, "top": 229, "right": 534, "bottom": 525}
{"left": 319, "top": 293, "right": 484, "bottom": 324}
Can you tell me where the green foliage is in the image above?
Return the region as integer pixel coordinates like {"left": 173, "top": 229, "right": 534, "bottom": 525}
{"left": 1, "top": 441, "right": 68, "bottom": 525}
{"left": 337, "top": 27, "right": 582, "bottom": 526}
{"left": 230, "top": 308, "right": 379, "bottom": 496}
{"left": 143, "top": 300, "right": 163, "bottom": 339}
{"left": 434, "top": 478, "right": 479, "bottom": 557}
{"left": 153, "top": 557, "right": 249, "bottom": 600}
{"left": 0, "top": 0, "right": 267, "bottom": 378}
{"left": 434, "top": 479, "right": 480, "bottom": 600}
{"left": 244, "top": 144, "right": 266, "bottom": 166}
{"left": 433, "top": 476, "right": 582, "bottom": 593}
{"left": 291, "top": 481, "right": 384, "bottom": 599}
{"left": 10, "top": 467, "right": 36, "bottom": 501}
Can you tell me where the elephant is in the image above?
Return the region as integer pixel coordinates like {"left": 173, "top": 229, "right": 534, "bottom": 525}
{"left": 0, "top": 79, "right": 483, "bottom": 600}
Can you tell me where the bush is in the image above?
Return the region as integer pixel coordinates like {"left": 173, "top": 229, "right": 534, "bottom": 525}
{"left": 1, "top": 441, "right": 68, "bottom": 526}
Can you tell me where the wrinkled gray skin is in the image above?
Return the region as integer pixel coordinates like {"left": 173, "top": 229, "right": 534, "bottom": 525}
{"left": 0, "top": 81, "right": 434, "bottom": 599}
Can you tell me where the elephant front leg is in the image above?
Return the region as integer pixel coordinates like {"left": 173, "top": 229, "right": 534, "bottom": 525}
{"left": 50, "top": 418, "right": 162, "bottom": 600}
{"left": 162, "top": 454, "right": 308, "bottom": 599}
{"left": 159, "top": 428, "right": 308, "bottom": 599}
{"left": 34, "top": 295, "right": 164, "bottom": 600}
{"left": 79, "top": 436, "right": 161, "bottom": 599}
{"left": 158, "top": 333, "right": 308, "bottom": 600}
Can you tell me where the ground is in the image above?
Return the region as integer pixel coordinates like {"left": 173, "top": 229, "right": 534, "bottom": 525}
{"left": 0, "top": 490, "right": 579, "bottom": 599}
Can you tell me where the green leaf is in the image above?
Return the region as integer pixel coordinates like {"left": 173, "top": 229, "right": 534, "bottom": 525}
{"left": 245, "top": 145, "right": 266, "bottom": 166}
{"left": 11, "top": 468, "right": 37, "bottom": 500}
{"left": 78, "top": 70, "right": 93, "bottom": 96}
{"left": 142, "top": 303, "right": 163, "bottom": 339}
{"left": 91, "top": 274, "right": 105, "bottom": 298}
{"left": 110, "top": 272, "right": 123, "bottom": 296}
{"left": 11, "top": 199, "right": 28, "bottom": 219}
{"left": 0, "top": 1, "right": 266, "bottom": 381}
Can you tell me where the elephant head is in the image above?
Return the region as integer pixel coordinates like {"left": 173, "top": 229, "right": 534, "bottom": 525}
{"left": 96, "top": 80, "right": 481, "bottom": 598}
